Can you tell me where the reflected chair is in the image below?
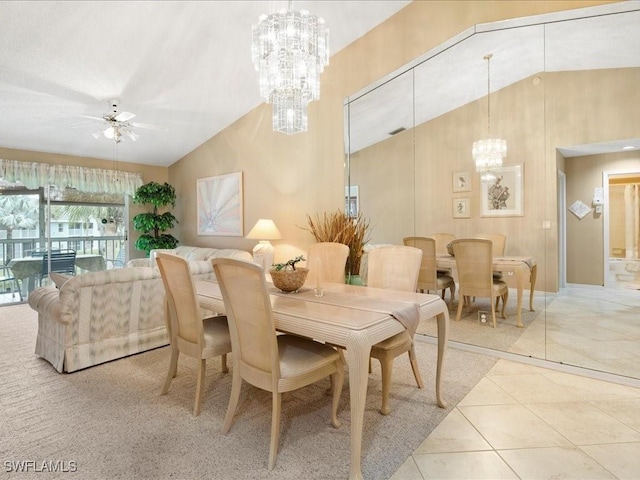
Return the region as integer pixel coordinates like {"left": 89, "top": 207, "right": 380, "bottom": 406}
{"left": 306, "top": 242, "right": 349, "bottom": 286}
{"left": 473, "top": 233, "right": 506, "bottom": 256}
{"left": 212, "top": 258, "right": 344, "bottom": 470}
{"left": 473, "top": 233, "right": 507, "bottom": 284}
{"left": 367, "top": 245, "right": 424, "bottom": 415}
{"left": 428, "top": 233, "right": 455, "bottom": 274}
{"left": 403, "top": 237, "right": 455, "bottom": 308}
{"left": 451, "top": 238, "right": 508, "bottom": 328}
{"left": 428, "top": 233, "right": 456, "bottom": 255}
{"left": 156, "top": 253, "right": 231, "bottom": 416}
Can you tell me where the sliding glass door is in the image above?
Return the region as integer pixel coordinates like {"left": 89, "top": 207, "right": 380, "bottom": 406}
{"left": 0, "top": 186, "right": 128, "bottom": 304}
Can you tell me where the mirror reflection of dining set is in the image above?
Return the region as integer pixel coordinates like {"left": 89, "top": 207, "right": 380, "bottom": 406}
{"left": 382, "top": 233, "right": 536, "bottom": 329}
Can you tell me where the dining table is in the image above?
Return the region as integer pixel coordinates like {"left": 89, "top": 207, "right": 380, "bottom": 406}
{"left": 196, "top": 279, "right": 450, "bottom": 480}
{"left": 436, "top": 254, "right": 537, "bottom": 327}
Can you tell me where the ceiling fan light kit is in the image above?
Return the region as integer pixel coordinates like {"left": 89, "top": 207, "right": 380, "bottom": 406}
{"left": 92, "top": 98, "right": 140, "bottom": 144}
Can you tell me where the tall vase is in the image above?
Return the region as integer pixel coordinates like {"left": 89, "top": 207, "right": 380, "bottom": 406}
{"left": 345, "top": 273, "right": 363, "bottom": 286}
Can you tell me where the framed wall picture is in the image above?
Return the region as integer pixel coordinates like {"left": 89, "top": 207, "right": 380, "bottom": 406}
{"left": 196, "top": 172, "right": 244, "bottom": 236}
{"left": 453, "top": 197, "right": 471, "bottom": 218}
{"left": 452, "top": 171, "right": 471, "bottom": 192}
{"left": 481, "top": 164, "right": 524, "bottom": 217}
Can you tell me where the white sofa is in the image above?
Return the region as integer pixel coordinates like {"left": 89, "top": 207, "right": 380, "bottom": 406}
{"left": 28, "top": 246, "right": 252, "bottom": 372}
{"left": 127, "top": 246, "right": 253, "bottom": 280}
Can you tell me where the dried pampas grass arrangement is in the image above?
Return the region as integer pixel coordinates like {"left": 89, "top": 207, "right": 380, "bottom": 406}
{"left": 305, "top": 210, "right": 370, "bottom": 275}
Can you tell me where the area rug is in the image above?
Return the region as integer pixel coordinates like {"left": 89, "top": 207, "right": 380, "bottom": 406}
{"left": 417, "top": 294, "right": 548, "bottom": 353}
{"left": 0, "top": 304, "right": 497, "bottom": 479}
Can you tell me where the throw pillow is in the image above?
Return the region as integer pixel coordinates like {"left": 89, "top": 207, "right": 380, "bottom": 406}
{"left": 49, "top": 272, "right": 72, "bottom": 289}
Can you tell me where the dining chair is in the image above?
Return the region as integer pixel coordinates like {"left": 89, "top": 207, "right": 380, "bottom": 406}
{"left": 403, "top": 237, "right": 455, "bottom": 308}
{"left": 41, "top": 249, "right": 76, "bottom": 285}
{"left": 306, "top": 241, "right": 349, "bottom": 285}
{"left": 428, "top": 233, "right": 456, "bottom": 255}
{"left": 473, "top": 233, "right": 506, "bottom": 256}
{"left": 156, "top": 252, "right": 231, "bottom": 416}
{"left": 450, "top": 238, "right": 508, "bottom": 328}
{"left": 211, "top": 257, "right": 344, "bottom": 470}
{"left": 428, "top": 233, "right": 455, "bottom": 274}
{"left": 366, "top": 245, "right": 424, "bottom": 415}
{"left": 473, "top": 233, "right": 507, "bottom": 284}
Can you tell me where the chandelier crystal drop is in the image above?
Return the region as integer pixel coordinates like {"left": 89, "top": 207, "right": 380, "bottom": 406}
{"left": 252, "top": 1, "right": 329, "bottom": 135}
{"left": 473, "top": 53, "right": 507, "bottom": 178}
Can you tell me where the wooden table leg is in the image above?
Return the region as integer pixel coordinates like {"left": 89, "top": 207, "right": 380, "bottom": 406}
{"left": 345, "top": 332, "right": 373, "bottom": 480}
{"left": 515, "top": 266, "right": 525, "bottom": 328}
{"left": 529, "top": 264, "right": 537, "bottom": 312}
{"left": 435, "top": 306, "right": 449, "bottom": 408}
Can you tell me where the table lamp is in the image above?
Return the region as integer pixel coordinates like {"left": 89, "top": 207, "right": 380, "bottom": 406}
{"left": 246, "top": 219, "right": 282, "bottom": 271}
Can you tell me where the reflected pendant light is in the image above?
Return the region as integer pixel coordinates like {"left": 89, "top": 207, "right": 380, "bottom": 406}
{"left": 251, "top": 1, "right": 329, "bottom": 135}
{"left": 472, "top": 54, "right": 507, "bottom": 180}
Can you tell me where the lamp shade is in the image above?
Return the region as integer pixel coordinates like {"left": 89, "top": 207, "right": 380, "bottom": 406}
{"left": 246, "top": 219, "right": 282, "bottom": 240}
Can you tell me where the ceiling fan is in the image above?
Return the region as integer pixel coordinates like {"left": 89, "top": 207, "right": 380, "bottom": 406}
{"left": 84, "top": 99, "right": 156, "bottom": 143}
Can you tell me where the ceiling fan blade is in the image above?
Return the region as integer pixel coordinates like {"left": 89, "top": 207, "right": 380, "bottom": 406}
{"left": 115, "top": 111, "right": 136, "bottom": 122}
{"left": 78, "top": 114, "right": 106, "bottom": 121}
{"left": 129, "top": 121, "right": 164, "bottom": 131}
{"left": 121, "top": 127, "right": 139, "bottom": 142}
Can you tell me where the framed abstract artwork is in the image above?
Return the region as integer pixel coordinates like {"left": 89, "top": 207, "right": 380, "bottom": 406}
{"left": 196, "top": 172, "right": 243, "bottom": 236}
{"left": 481, "top": 164, "right": 524, "bottom": 217}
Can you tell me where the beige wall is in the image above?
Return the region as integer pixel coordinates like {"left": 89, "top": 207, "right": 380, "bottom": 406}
{"left": 168, "top": 0, "right": 613, "bottom": 265}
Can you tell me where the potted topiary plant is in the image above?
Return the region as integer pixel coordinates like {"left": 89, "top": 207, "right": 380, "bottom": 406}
{"left": 132, "top": 181, "right": 179, "bottom": 256}
{"left": 269, "top": 255, "right": 308, "bottom": 293}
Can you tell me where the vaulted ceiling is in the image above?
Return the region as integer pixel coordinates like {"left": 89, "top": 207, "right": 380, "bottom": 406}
{"left": 0, "top": 1, "right": 411, "bottom": 167}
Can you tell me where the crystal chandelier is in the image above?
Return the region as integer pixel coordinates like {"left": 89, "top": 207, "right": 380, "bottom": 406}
{"left": 252, "top": 1, "right": 329, "bottom": 135}
{"left": 472, "top": 54, "right": 506, "bottom": 180}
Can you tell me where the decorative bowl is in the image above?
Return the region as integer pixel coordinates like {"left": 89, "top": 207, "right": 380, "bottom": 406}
{"left": 269, "top": 267, "right": 309, "bottom": 293}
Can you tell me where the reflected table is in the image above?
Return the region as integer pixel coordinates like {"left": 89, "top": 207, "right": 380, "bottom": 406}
{"left": 196, "top": 280, "right": 449, "bottom": 480}
{"left": 436, "top": 254, "right": 537, "bottom": 327}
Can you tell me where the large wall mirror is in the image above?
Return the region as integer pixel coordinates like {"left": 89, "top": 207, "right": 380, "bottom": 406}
{"left": 344, "top": 3, "right": 640, "bottom": 381}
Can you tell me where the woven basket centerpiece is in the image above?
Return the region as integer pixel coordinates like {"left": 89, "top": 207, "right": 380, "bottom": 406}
{"left": 269, "top": 267, "right": 309, "bottom": 293}
{"left": 446, "top": 242, "right": 455, "bottom": 256}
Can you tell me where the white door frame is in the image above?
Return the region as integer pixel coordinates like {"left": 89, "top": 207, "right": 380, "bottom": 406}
{"left": 557, "top": 170, "right": 566, "bottom": 289}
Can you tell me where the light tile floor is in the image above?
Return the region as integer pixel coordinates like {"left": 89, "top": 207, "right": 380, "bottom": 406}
{"left": 390, "top": 359, "right": 640, "bottom": 479}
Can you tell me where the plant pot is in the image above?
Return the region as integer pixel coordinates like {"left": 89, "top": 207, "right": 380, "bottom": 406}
{"left": 269, "top": 267, "right": 309, "bottom": 293}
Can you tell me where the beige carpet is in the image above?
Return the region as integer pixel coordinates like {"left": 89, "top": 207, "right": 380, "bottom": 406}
{"left": 1, "top": 304, "right": 497, "bottom": 479}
